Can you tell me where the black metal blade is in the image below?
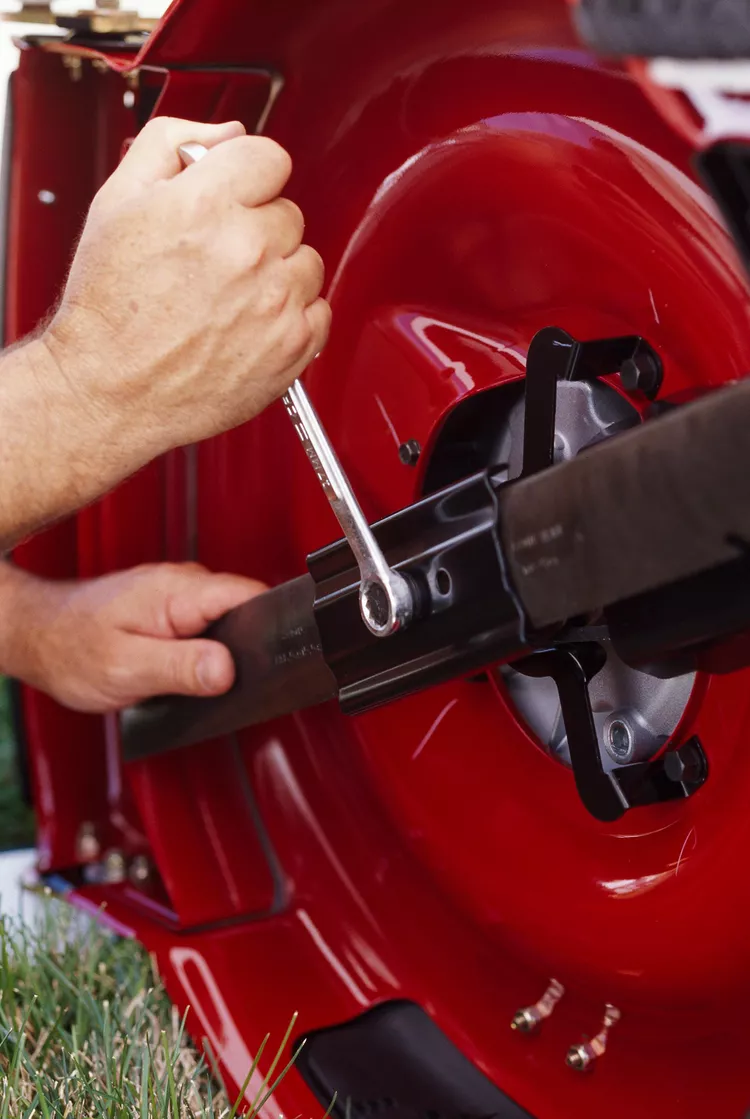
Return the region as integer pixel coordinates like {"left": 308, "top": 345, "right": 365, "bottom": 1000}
{"left": 499, "top": 375, "right": 750, "bottom": 628}
{"left": 120, "top": 574, "right": 337, "bottom": 761}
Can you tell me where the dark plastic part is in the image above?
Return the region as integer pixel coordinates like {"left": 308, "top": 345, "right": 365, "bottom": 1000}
{"left": 296, "top": 1000, "right": 533, "bottom": 1119}
{"left": 309, "top": 472, "right": 530, "bottom": 714}
{"left": 697, "top": 143, "right": 750, "bottom": 277}
{"left": 515, "top": 645, "right": 707, "bottom": 821}
{"left": 573, "top": 0, "right": 750, "bottom": 59}
{"left": 398, "top": 438, "right": 421, "bottom": 467}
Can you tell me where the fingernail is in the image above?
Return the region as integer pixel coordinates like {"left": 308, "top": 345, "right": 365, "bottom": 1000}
{"left": 197, "top": 653, "right": 226, "bottom": 693}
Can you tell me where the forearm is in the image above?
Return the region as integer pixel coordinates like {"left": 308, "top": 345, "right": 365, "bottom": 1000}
{"left": 0, "top": 338, "right": 143, "bottom": 551}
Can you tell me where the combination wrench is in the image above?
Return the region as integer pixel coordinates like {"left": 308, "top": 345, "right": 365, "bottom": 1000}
{"left": 177, "top": 142, "right": 414, "bottom": 636}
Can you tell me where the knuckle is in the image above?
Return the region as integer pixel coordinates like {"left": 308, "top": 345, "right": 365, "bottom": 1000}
{"left": 217, "top": 221, "right": 265, "bottom": 269}
{"left": 306, "top": 299, "right": 332, "bottom": 353}
{"left": 247, "top": 136, "right": 292, "bottom": 178}
{"left": 181, "top": 562, "right": 208, "bottom": 576}
{"left": 102, "top": 648, "right": 131, "bottom": 691}
{"left": 283, "top": 313, "right": 313, "bottom": 359}
{"left": 315, "top": 297, "right": 333, "bottom": 335}
{"left": 298, "top": 244, "right": 325, "bottom": 285}
{"left": 278, "top": 197, "right": 304, "bottom": 231}
{"left": 142, "top": 115, "right": 175, "bottom": 141}
{"left": 259, "top": 274, "right": 291, "bottom": 317}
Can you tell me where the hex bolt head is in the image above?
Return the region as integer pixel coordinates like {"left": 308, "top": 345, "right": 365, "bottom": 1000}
{"left": 663, "top": 738, "right": 707, "bottom": 785}
{"left": 511, "top": 1008, "right": 541, "bottom": 1034}
{"left": 619, "top": 352, "right": 662, "bottom": 398}
{"left": 398, "top": 439, "right": 421, "bottom": 467}
{"left": 103, "top": 850, "right": 127, "bottom": 884}
{"left": 130, "top": 855, "right": 151, "bottom": 885}
{"left": 76, "top": 822, "right": 100, "bottom": 862}
{"left": 361, "top": 582, "right": 390, "bottom": 631}
{"left": 566, "top": 1044, "right": 593, "bottom": 1071}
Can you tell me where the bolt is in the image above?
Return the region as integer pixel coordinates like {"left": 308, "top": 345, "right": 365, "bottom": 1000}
{"left": 361, "top": 582, "right": 390, "bottom": 630}
{"left": 62, "top": 55, "right": 83, "bottom": 82}
{"left": 76, "top": 822, "right": 100, "bottom": 862}
{"left": 103, "top": 850, "right": 127, "bottom": 884}
{"left": 606, "top": 719, "right": 634, "bottom": 763}
{"left": 130, "top": 855, "right": 151, "bottom": 884}
{"left": 398, "top": 439, "right": 421, "bottom": 467}
{"left": 566, "top": 1044, "right": 593, "bottom": 1071}
{"left": 511, "top": 979, "right": 564, "bottom": 1035}
{"left": 511, "top": 1007, "right": 541, "bottom": 1034}
{"left": 619, "top": 352, "right": 662, "bottom": 398}
{"left": 663, "top": 737, "right": 707, "bottom": 786}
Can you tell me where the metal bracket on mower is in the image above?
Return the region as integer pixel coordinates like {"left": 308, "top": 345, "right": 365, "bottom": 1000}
{"left": 515, "top": 645, "right": 707, "bottom": 822}
{"left": 511, "top": 328, "right": 706, "bottom": 822}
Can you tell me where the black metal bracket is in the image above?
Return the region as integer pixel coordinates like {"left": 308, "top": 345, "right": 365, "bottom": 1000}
{"left": 521, "top": 326, "right": 662, "bottom": 478}
{"left": 506, "top": 327, "right": 701, "bottom": 822}
{"left": 515, "top": 645, "right": 707, "bottom": 822}
{"left": 310, "top": 471, "right": 532, "bottom": 714}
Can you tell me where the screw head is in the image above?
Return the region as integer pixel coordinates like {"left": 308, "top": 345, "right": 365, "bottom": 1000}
{"left": 398, "top": 439, "right": 421, "bottom": 467}
{"left": 76, "top": 822, "right": 100, "bottom": 862}
{"left": 511, "top": 1008, "right": 540, "bottom": 1034}
{"left": 103, "top": 850, "right": 127, "bottom": 884}
{"left": 566, "top": 1044, "right": 593, "bottom": 1071}
{"left": 130, "top": 855, "right": 151, "bottom": 885}
{"left": 619, "top": 352, "right": 662, "bottom": 398}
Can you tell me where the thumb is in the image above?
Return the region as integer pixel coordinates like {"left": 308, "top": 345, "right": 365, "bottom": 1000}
{"left": 105, "top": 117, "right": 246, "bottom": 200}
{"left": 123, "top": 634, "right": 236, "bottom": 702}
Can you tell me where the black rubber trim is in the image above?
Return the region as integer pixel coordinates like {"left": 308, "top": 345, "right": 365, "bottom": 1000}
{"left": 296, "top": 1000, "right": 533, "bottom": 1119}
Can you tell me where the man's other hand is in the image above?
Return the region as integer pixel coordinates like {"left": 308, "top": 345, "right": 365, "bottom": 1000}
{"left": 7, "top": 563, "right": 263, "bottom": 713}
{"left": 42, "top": 116, "right": 331, "bottom": 466}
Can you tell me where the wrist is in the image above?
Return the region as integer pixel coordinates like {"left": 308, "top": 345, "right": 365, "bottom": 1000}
{"left": 40, "top": 314, "right": 150, "bottom": 472}
{"left": 0, "top": 562, "right": 53, "bottom": 683}
{"left": 0, "top": 332, "right": 150, "bottom": 549}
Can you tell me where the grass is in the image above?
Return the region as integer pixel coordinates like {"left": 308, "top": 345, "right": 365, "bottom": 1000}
{"left": 0, "top": 678, "right": 34, "bottom": 851}
{"left": 0, "top": 902, "right": 322, "bottom": 1117}
{"left": 0, "top": 682, "right": 334, "bottom": 1116}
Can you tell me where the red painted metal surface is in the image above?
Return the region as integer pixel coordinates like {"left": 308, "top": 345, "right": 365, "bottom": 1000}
{"left": 8, "top": 1, "right": 750, "bottom": 1115}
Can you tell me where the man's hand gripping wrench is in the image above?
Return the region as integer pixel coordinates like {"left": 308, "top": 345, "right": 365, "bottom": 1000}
{"left": 178, "top": 142, "right": 414, "bottom": 637}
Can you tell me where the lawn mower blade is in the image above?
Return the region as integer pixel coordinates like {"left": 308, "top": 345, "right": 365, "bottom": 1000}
{"left": 498, "top": 375, "right": 750, "bottom": 628}
{"left": 120, "top": 574, "right": 336, "bottom": 761}
{"left": 121, "top": 374, "right": 750, "bottom": 763}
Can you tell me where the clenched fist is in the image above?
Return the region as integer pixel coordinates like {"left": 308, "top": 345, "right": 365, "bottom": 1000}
{"left": 43, "top": 117, "right": 330, "bottom": 460}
